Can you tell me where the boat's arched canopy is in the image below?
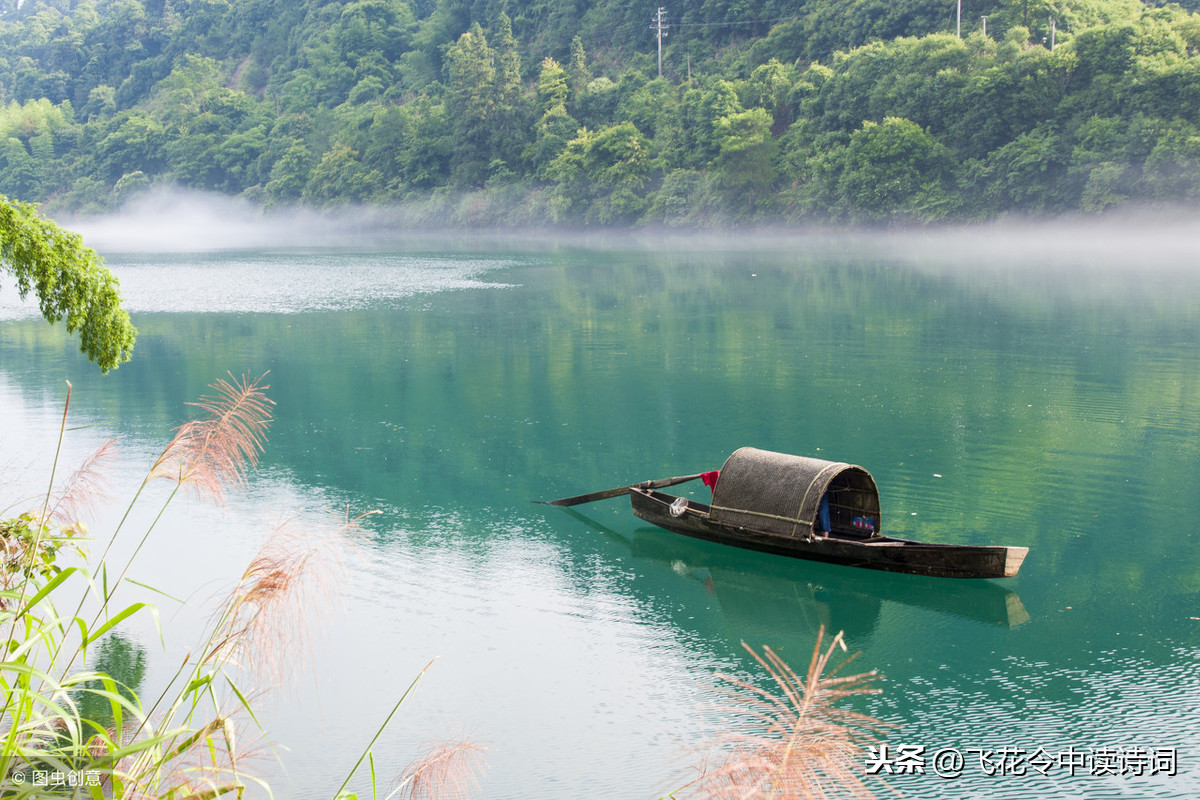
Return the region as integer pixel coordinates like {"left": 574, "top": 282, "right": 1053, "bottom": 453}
{"left": 709, "top": 447, "right": 881, "bottom": 539}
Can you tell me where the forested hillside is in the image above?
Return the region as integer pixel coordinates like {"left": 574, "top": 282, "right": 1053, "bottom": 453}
{"left": 3, "top": 0, "right": 1200, "bottom": 224}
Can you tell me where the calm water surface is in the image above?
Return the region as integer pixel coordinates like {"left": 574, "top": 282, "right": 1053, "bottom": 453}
{"left": 2, "top": 232, "right": 1199, "bottom": 799}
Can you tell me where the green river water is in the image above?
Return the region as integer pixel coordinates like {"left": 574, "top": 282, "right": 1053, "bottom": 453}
{"left": 1, "top": 229, "right": 1198, "bottom": 798}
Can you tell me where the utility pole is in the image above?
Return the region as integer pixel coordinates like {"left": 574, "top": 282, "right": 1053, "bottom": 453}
{"left": 651, "top": 7, "right": 669, "bottom": 79}
{"left": 981, "top": 15, "right": 988, "bottom": 37}
{"left": 956, "top": 0, "right": 961, "bottom": 38}
{"left": 1050, "top": 18, "right": 1056, "bottom": 50}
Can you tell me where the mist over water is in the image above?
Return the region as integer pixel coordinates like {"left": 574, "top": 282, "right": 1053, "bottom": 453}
{"left": 28, "top": 190, "right": 1195, "bottom": 325}
{"left": 59, "top": 189, "right": 377, "bottom": 253}
{"left": 50, "top": 187, "right": 1200, "bottom": 268}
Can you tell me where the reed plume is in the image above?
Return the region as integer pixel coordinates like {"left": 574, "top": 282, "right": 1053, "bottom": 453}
{"left": 49, "top": 437, "right": 119, "bottom": 526}
{"left": 394, "top": 736, "right": 488, "bottom": 800}
{"left": 87, "top": 372, "right": 274, "bottom": 644}
{"left": 205, "top": 507, "right": 374, "bottom": 686}
{"left": 681, "top": 627, "right": 893, "bottom": 800}
{"left": 151, "top": 372, "right": 274, "bottom": 504}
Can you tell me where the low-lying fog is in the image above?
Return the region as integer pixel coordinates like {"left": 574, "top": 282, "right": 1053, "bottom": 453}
{"left": 51, "top": 186, "right": 1200, "bottom": 269}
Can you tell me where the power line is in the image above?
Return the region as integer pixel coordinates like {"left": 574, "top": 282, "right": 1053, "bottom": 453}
{"left": 672, "top": 15, "right": 804, "bottom": 29}
{"left": 650, "top": 8, "right": 803, "bottom": 79}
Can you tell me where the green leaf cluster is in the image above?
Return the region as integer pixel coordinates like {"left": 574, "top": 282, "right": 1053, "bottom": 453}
{"left": 0, "top": 513, "right": 83, "bottom": 590}
{"left": 0, "top": 194, "right": 136, "bottom": 371}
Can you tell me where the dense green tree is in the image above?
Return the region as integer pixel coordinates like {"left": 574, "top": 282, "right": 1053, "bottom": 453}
{"left": 525, "top": 57, "right": 578, "bottom": 177}
{"left": 111, "top": 169, "right": 150, "bottom": 206}
{"left": 746, "top": 59, "right": 797, "bottom": 133}
{"left": 82, "top": 84, "right": 117, "bottom": 120}
{"left": 445, "top": 23, "right": 495, "bottom": 186}
{"left": 714, "top": 107, "right": 777, "bottom": 208}
{"left": 537, "top": 57, "right": 568, "bottom": 111}
{"left": 525, "top": 102, "right": 577, "bottom": 179}
{"left": 334, "top": 0, "right": 414, "bottom": 66}
{"left": 643, "top": 167, "right": 724, "bottom": 225}
{"left": 1071, "top": 24, "right": 1138, "bottom": 87}
{"left": 0, "top": 136, "right": 38, "bottom": 198}
{"left": 574, "top": 75, "right": 617, "bottom": 129}
{"left": 394, "top": 94, "right": 453, "bottom": 188}
{"left": 969, "top": 123, "right": 1076, "bottom": 214}
{"left": 95, "top": 112, "right": 167, "bottom": 182}
{"left": 263, "top": 141, "right": 313, "bottom": 205}
{"left": 1141, "top": 118, "right": 1200, "bottom": 200}
{"left": 493, "top": 13, "right": 521, "bottom": 105}
{"left": 549, "top": 120, "right": 652, "bottom": 224}
{"left": 616, "top": 76, "right": 675, "bottom": 141}
{"left": 302, "top": 142, "right": 382, "bottom": 204}
{"left": 807, "top": 116, "right": 955, "bottom": 223}
{"left": 53, "top": 176, "right": 109, "bottom": 214}
{"left": 360, "top": 104, "right": 406, "bottom": 188}
{"left": 745, "top": 0, "right": 965, "bottom": 66}
{"left": 678, "top": 78, "right": 742, "bottom": 169}
{"left": 212, "top": 123, "right": 270, "bottom": 191}
{"left": 489, "top": 13, "right": 528, "bottom": 176}
{"left": 567, "top": 34, "right": 590, "bottom": 110}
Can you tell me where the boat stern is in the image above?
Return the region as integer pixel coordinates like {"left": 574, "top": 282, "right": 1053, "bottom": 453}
{"left": 1004, "top": 546, "right": 1030, "bottom": 578}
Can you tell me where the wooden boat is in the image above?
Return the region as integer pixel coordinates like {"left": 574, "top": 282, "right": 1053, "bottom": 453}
{"left": 560, "top": 506, "right": 1031, "bottom": 625}
{"left": 551, "top": 447, "right": 1028, "bottom": 579}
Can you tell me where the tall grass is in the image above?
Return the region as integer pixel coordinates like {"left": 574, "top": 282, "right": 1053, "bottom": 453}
{"left": 0, "top": 374, "right": 484, "bottom": 800}
{"left": 0, "top": 374, "right": 278, "bottom": 798}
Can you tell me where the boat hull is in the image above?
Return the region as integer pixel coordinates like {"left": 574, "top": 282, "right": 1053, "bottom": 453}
{"left": 630, "top": 487, "right": 1027, "bottom": 579}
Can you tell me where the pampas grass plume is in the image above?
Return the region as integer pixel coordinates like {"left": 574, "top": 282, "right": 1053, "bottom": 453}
{"left": 152, "top": 372, "right": 274, "bottom": 504}
{"left": 395, "top": 736, "right": 488, "bottom": 800}
{"left": 682, "top": 627, "right": 894, "bottom": 800}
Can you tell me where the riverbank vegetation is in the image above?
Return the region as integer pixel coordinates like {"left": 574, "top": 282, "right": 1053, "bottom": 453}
{"left": 0, "top": 376, "right": 290, "bottom": 797}
{"left": 0, "top": 376, "right": 489, "bottom": 798}
{"left": 3, "top": 0, "right": 1200, "bottom": 225}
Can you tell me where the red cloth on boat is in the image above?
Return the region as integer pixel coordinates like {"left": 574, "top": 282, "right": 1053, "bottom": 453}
{"left": 701, "top": 471, "right": 720, "bottom": 493}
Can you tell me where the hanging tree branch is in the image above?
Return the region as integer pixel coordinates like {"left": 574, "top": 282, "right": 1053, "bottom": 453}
{"left": 0, "top": 194, "right": 136, "bottom": 373}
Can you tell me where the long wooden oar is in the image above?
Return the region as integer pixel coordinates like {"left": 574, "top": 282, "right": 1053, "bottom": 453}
{"left": 536, "top": 472, "right": 705, "bottom": 507}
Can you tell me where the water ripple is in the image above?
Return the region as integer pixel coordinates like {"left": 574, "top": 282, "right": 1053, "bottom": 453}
{"left": 0, "top": 252, "right": 517, "bottom": 317}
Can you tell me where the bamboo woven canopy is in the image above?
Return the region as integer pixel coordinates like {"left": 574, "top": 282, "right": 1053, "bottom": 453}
{"left": 708, "top": 447, "right": 881, "bottom": 539}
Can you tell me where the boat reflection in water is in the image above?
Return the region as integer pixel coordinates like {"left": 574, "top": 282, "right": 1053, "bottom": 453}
{"left": 635, "top": 527, "right": 1029, "bottom": 644}
{"left": 560, "top": 508, "right": 1029, "bottom": 648}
